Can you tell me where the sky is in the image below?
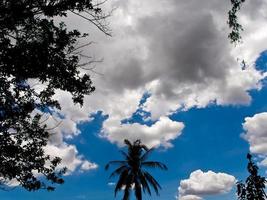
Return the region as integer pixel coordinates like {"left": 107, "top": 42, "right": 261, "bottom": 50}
{"left": 2, "top": 0, "right": 267, "bottom": 200}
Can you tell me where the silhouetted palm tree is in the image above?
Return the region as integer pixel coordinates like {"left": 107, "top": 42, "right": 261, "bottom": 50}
{"left": 105, "top": 139, "right": 167, "bottom": 200}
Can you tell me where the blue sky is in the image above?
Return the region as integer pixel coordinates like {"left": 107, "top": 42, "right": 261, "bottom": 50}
{"left": 1, "top": 52, "right": 267, "bottom": 200}
{"left": 3, "top": 0, "right": 267, "bottom": 200}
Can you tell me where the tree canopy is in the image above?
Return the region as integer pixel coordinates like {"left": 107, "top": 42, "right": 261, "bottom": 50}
{"left": 237, "top": 154, "right": 267, "bottom": 200}
{"left": 228, "top": 0, "right": 246, "bottom": 43}
{"left": 0, "top": 0, "right": 109, "bottom": 191}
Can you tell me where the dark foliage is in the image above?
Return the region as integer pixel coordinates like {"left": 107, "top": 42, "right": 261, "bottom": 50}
{"left": 228, "top": 0, "right": 246, "bottom": 43}
{"left": 237, "top": 154, "right": 267, "bottom": 200}
{"left": 0, "top": 0, "right": 109, "bottom": 191}
{"left": 105, "top": 139, "right": 167, "bottom": 200}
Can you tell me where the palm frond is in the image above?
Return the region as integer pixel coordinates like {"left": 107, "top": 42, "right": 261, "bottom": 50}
{"left": 114, "top": 169, "right": 129, "bottom": 196}
{"left": 122, "top": 184, "right": 131, "bottom": 200}
{"left": 120, "top": 150, "right": 131, "bottom": 160}
{"left": 109, "top": 165, "right": 129, "bottom": 179}
{"left": 124, "top": 139, "right": 132, "bottom": 148}
{"left": 105, "top": 160, "right": 127, "bottom": 170}
{"left": 122, "top": 173, "right": 134, "bottom": 200}
{"left": 140, "top": 144, "right": 149, "bottom": 151}
{"left": 140, "top": 148, "right": 155, "bottom": 162}
{"left": 141, "top": 161, "right": 168, "bottom": 170}
{"left": 143, "top": 171, "right": 162, "bottom": 195}
{"left": 139, "top": 172, "right": 152, "bottom": 195}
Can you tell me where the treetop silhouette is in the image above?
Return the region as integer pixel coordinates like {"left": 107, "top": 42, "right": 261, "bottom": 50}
{"left": 0, "top": 0, "right": 109, "bottom": 191}
{"left": 237, "top": 153, "right": 267, "bottom": 200}
{"left": 105, "top": 139, "right": 167, "bottom": 200}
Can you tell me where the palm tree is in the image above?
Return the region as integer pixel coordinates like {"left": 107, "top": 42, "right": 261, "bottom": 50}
{"left": 105, "top": 139, "right": 167, "bottom": 200}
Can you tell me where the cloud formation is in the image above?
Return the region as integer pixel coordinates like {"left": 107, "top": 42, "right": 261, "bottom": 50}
{"left": 78, "top": 0, "right": 267, "bottom": 141}
{"left": 177, "top": 170, "right": 236, "bottom": 200}
{"left": 36, "top": 0, "right": 267, "bottom": 172}
{"left": 242, "top": 112, "right": 267, "bottom": 166}
{"left": 44, "top": 144, "right": 98, "bottom": 174}
{"left": 102, "top": 116, "right": 184, "bottom": 148}
{"left": 30, "top": 106, "right": 97, "bottom": 174}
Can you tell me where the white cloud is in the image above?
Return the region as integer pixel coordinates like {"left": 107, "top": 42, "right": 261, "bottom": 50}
{"left": 242, "top": 112, "right": 267, "bottom": 167}
{"left": 178, "top": 170, "right": 236, "bottom": 200}
{"left": 30, "top": 0, "right": 267, "bottom": 172}
{"left": 44, "top": 144, "right": 98, "bottom": 174}
{"left": 2, "top": 144, "right": 98, "bottom": 187}
{"left": 101, "top": 116, "right": 184, "bottom": 148}
{"left": 58, "top": 0, "right": 267, "bottom": 145}
{"left": 80, "top": 161, "right": 98, "bottom": 171}
{"left": 242, "top": 112, "right": 267, "bottom": 154}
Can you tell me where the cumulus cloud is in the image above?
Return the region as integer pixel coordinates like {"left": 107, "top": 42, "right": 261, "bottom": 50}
{"left": 3, "top": 144, "right": 98, "bottom": 187}
{"left": 32, "top": 0, "right": 267, "bottom": 171}
{"left": 44, "top": 144, "right": 98, "bottom": 174}
{"left": 62, "top": 0, "right": 267, "bottom": 140}
{"left": 29, "top": 105, "right": 97, "bottom": 175}
{"left": 242, "top": 112, "right": 267, "bottom": 166}
{"left": 101, "top": 116, "right": 184, "bottom": 148}
{"left": 242, "top": 112, "right": 267, "bottom": 154}
{"left": 177, "top": 170, "right": 236, "bottom": 200}
{"left": 80, "top": 161, "right": 98, "bottom": 171}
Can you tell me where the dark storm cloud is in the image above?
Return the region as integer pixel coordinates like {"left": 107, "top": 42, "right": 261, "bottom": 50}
{"left": 137, "top": 13, "right": 230, "bottom": 83}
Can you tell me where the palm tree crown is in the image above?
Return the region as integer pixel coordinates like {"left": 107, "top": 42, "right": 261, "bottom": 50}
{"left": 105, "top": 139, "right": 167, "bottom": 200}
